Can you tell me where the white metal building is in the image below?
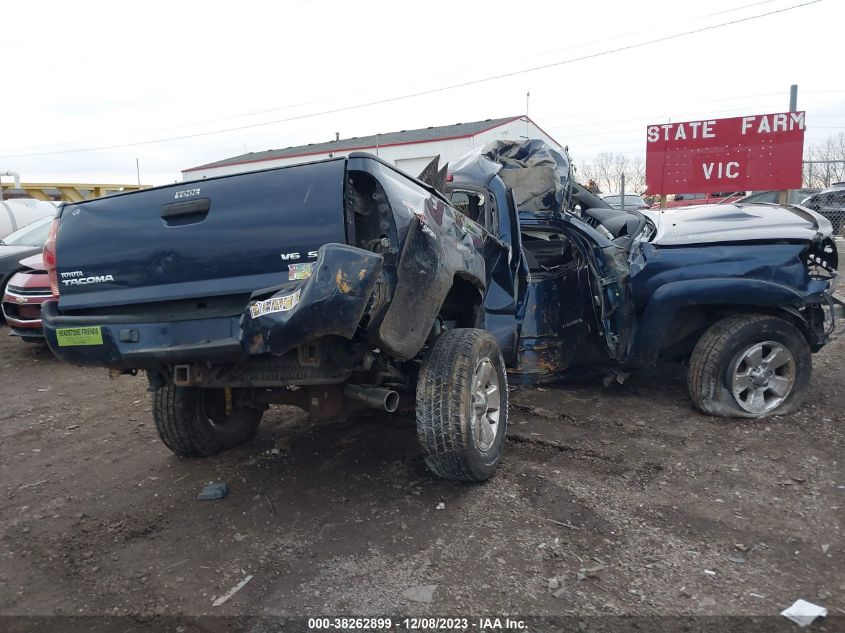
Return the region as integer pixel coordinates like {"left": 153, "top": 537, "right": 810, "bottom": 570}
{"left": 182, "top": 115, "right": 562, "bottom": 181}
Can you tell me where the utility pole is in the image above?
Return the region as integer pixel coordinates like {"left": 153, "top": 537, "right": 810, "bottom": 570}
{"left": 136, "top": 158, "right": 141, "bottom": 186}
{"left": 659, "top": 117, "right": 671, "bottom": 209}
{"left": 525, "top": 91, "right": 530, "bottom": 138}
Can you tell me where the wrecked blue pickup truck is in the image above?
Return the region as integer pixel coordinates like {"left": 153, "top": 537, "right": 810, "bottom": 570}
{"left": 41, "top": 140, "right": 843, "bottom": 481}
{"left": 449, "top": 140, "right": 843, "bottom": 418}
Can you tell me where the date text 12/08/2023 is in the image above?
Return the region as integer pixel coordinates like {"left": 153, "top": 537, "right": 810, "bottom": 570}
{"left": 307, "top": 616, "right": 528, "bottom": 630}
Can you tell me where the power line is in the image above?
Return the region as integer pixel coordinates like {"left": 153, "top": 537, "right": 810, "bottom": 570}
{"left": 0, "top": 4, "right": 786, "bottom": 155}
{"left": 696, "top": 0, "right": 776, "bottom": 18}
{"left": 537, "top": 91, "right": 790, "bottom": 126}
{"left": 0, "top": 0, "right": 822, "bottom": 160}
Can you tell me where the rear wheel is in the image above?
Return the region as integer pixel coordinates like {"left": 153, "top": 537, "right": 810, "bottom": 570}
{"left": 416, "top": 328, "right": 508, "bottom": 481}
{"left": 153, "top": 385, "right": 263, "bottom": 457}
{"left": 687, "top": 314, "right": 811, "bottom": 418}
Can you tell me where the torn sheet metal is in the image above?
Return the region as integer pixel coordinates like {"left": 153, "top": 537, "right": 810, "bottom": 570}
{"left": 349, "top": 155, "right": 488, "bottom": 361}
{"left": 451, "top": 139, "right": 572, "bottom": 215}
{"left": 243, "top": 243, "right": 383, "bottom": 357}
{"left": 514, "top": 270, "right": 593, "bottom": 380}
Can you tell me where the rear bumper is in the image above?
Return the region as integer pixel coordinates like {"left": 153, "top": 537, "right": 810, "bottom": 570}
{"left": 41, "top": 301, "right": 246, "bottom": 367}
{"left": 41, "top": 244, "right": 384, "bottom": 369}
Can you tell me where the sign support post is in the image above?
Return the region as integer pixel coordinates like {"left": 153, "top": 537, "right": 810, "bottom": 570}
{"left": 778, "top": 85, "right": 799, "bottom": 205}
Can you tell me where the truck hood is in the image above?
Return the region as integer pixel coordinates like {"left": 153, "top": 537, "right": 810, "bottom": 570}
{"left": 647, "top": 203, "right": 833, "bottom": 245}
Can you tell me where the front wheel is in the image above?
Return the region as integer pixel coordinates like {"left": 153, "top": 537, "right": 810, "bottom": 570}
{"left": 687, "top": 314, "right": 812, "bottom": 418}
{"left": 153, "top": 385, "right": 263, "bottom": 457}
{"left": 416, "top": 328, "right": 508, "bottom": 481}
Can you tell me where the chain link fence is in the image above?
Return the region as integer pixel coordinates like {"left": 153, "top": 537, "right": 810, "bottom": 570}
{"left": 802, "top": 160, "right": 845, "bottom": 237}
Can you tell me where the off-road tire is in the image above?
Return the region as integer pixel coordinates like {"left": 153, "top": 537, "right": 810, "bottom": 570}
{"left": 153, "top": 385, "right": 263, "bottom": 457}
{"left": 416, "top": 328, "right": 508, "bottom": 481}
{"left": 687, "top": 313, "right": 811, "bottom": 418}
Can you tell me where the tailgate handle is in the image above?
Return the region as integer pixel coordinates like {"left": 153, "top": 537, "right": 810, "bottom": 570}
{"left": 161, "top": 198, "right": 211, "bottom": 219}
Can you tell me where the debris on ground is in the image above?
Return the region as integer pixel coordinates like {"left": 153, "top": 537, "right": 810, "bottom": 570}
{"left": 435, "top": 502, "right": 445, "bottom": 510}
{"left": 18, "top": 479, "right": 49, "bottom": 491}
{"left": 402, "top": 584, "right": 437, "bottom": 603}
{"left": 211, "top": 574, "right": 253, "bottom": 607}
{"left": 781, "top": 599, "right": 827, "bottom": 627}
{"left": 2, "top": 327, "right": 843, "bottom": 616}
{"left": 197, "top": 482, "right": 229, "bottom": 501}
{"left": 602, "top": 369, "right": 630, "bottom": 387}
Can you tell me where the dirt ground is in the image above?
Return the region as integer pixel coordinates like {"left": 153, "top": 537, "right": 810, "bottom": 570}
{"left": 0, "top": 273, "right": 843, "bottom": 627}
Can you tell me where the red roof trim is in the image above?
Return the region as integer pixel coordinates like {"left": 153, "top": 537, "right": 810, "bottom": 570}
{"left": 183, "top": 116, "right": 525, "bottom": 173}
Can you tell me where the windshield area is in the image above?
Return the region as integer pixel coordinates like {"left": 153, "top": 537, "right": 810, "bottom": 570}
{"left": 1, "top": 215, "right": 53, "bottom": 246}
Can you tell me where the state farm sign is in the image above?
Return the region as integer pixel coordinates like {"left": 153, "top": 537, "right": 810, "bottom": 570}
{"left": 645, "top": 111, "right": 805, "bottom": 194}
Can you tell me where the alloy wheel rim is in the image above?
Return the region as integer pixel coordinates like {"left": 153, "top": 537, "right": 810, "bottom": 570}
{"left": 471, "top": 357, "right": 501, "bottom": 451}
{"left": 730, "top": 340, "right": 796, "bottom": 414}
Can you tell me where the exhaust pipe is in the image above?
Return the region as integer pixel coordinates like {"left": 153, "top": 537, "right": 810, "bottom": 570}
{"left": 344, "top": 384, "right": 399, "bottom": 413}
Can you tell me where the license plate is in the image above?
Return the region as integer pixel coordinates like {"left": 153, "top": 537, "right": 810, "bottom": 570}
{"left": 56, "top": 326, "right": 103, "bottom": 347}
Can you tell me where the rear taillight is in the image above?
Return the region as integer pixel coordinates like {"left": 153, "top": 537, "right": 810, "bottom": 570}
{"left": 43, "top": 217, "right": 60, "bottom": 297}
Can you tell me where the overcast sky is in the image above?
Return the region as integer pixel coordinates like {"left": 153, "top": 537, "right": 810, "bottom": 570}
{"left": 1, "top": 0, "right": 842, "bottom": 186}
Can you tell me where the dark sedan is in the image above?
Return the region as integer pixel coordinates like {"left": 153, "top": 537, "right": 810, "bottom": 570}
{"left": 0, "top": 215, "right": 53, "bottom": 319}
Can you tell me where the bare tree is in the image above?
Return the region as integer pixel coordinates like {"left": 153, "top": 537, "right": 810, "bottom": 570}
{"left": 627, "top": 155, "right": 646, "bottom": 195}
{"left": 577, "top": 152, "right": 647, "bottom": 195}
{"left": 803, "top": 132, "right": 845, "bottom": 188}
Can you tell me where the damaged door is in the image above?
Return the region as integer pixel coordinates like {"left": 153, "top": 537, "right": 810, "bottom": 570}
{"left": 514, "top": 212, "right": 641, "bottom": 381}
{"left": 448, "top": 184, "right": 522, "bottom": 365}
